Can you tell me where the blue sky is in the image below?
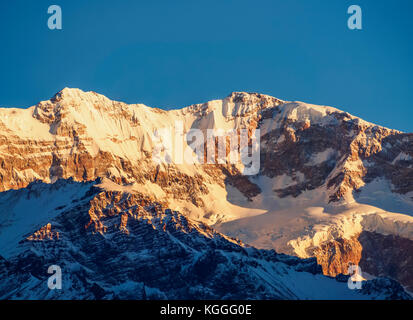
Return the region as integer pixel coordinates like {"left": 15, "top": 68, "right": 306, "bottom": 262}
{"left": 0, "top": 0, "right": 412, "bottom": 131}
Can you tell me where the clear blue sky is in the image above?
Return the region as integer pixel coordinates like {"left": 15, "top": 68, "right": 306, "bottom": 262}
{"left": 0, "top": 0, "right": 412, "bottom": 131}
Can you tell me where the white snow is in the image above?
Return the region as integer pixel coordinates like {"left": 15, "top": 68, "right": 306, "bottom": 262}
{"left": 306, "top": 148, "right": 336, "bottom": 165}
{"left": 392, "top": 152, "right": 413, "bottom": 164}
{"left": 0, "top": 181, "right": 94, "bottom": 258}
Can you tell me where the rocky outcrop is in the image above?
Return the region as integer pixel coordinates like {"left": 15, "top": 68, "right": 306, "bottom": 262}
{"left": 313, "top": 236, "right": 362, "bottom": 277}
{"left": 312, "top": 231, "right": 413, "bottom": 292}
{"left": 26, "top": 223, "right": 59, "bottom": 241}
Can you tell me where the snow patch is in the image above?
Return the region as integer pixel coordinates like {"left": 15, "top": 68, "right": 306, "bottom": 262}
{"left": 307, "top": 148, "right": 336, "bottom": 165}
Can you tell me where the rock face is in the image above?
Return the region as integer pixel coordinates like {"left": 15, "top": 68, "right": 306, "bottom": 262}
{"left": 1, "top": 88, "right": 413, "bottom": 298}
{"left": 309, "top": 231, "right": 413, "bottom": 293}
{"left": 26, "top": 223, "right": 59, "bottom": 241}
{"left": 313, "top": 236, "right": 362, "bottom": 277}
{"left": 358, "top": 231, "right": 413, "bottom": 292}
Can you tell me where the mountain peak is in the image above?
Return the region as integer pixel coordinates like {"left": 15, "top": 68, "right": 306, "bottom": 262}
{"left": 226, "top": 91, "right": 285, "bottom": 104}
{"left": 52, "top": 87, "right": 85, "bottom": 100}
{"left": 50, "top": 87, "right": 107, "bottom": 105}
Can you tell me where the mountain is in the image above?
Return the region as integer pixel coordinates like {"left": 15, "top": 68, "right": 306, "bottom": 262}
{"left": 0, "top": 88, "right": 412, "bottom": 298}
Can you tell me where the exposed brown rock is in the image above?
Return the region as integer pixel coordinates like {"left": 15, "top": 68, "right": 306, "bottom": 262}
{"left": 313, "top": 236, "right": 362, "bottom": 277}
{"left": 26, "top": 223, "right": 59, "bottom": 241}
{"left": 313, "top": 231, "right": 413, "bottom": 292}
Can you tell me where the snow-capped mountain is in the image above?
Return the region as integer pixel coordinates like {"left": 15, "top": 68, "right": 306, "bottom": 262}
{"left": 0, "top": 88, "right": 412, "bottom": 298}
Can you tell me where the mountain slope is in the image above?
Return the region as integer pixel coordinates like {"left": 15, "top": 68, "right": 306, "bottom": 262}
{"left": 0, "top": 179, "right": 410, "bottom": 300}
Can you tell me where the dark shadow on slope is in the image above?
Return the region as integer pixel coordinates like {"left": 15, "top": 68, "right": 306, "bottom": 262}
{"left": 351, "top": 132, "right": 413, "bottom": 216}
{"left": 352, "top": 182, "right": 413, "bottom": 217}
{"left": 358, "top": 231, "right": 413, "bottom": 293}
